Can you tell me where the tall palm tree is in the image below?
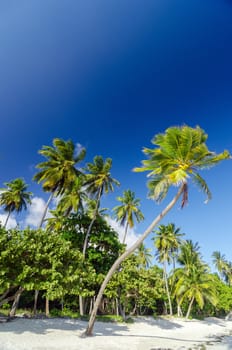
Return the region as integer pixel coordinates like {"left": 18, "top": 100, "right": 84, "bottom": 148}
{"left": 153, "top": 223, "right": 183, "bottom": 315}
{"left": 34, "top": 138, "right": 86, "bottom": 228}
{"left": 174, "top": 263, "right": 217, "bottom": 319}
{"left": 212, "top": 251, "right": 232, "bottom": 286}
{"left": 33, "top": 138, "right": 85, "bottom": 316}
{"left": 82, "top": 156, "right": 120, "bottom": 256}
{"left": 0, "top": 178, "right": 32, "bottom": 228}
{"left": 212, "top": 251, "right": 228, "bottom": 281}
{"left": 85, "top": 125, "right": 230, "bottom": 335}
{"left": 113, "top": 189, "right": 144, "bottom": 244}
{"left": 78, "top": 156, "right": 119, "bottom": 316}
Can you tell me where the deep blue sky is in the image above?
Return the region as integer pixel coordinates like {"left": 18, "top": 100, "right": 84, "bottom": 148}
{"left": 0, "top": 0, "right": 232, "bottom": 267}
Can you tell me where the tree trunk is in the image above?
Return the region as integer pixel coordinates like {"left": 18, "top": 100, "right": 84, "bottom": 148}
{"left": 122, "top": 222, "right": 129, "bottom": 244}
{"left": 83, "top": 189, "right": 102, "bottom": 257}
{"left": 186, "top": 296, "right": 194, "bottom": 319}
{"left": 89, "top": 298, "right": 93, "bottom": 315}
{"left": 79, "top": 295, "right": 84, "bottom": 316}
{"left": 0, "top": 289, "right": 19, "bottom": 307}
{"left": 4, "top": 210, "right": 12, "bottom": 228}
{"left": 45, "top": 298, "right": 50, "bottom": 317}
{"left": 115, "top": 298, "right": 119, "bottom": 316}
{"left": 33, "top": 290, "right": 39, "bottom": 315}
{"left": 38, "top": 192, "right": 54, "bottom": 229}
{"left": 163, "top": 263, "right": 173, "bottom": 315}
{"left": 37, "top": 192, "right": 54, "bottom": 316}
{"left": 0, "top": 287, "right": 13, "bottom": 302}
{"left": 177, "top": 303, "right": 183, "bottom": 317}
{"left": 84, "top": 184, "right": 185, "bottom": 336}
{"left": 80, "top": 190, "right": 102, "bottom": 316}
{"left": 9, "top": 287, "right": 24, "bottom": 317}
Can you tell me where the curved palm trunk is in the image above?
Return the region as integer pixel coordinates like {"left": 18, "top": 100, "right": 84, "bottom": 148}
{"left": 4, "top": 210, "right": 12, "bottom": 228}
{"left": 83, "top": 188, "right": 102, "bottom": 257}
{"left": 84, "top": 184, "right": 185, "bottom": 336}
{"left": 186, "top": 296, "right": 194, "bottom": 319}
{"left": 163, "top": 262, "right": 173, "bottom": 315}
{"left": 80, "top": 188, "right": 102, "bottom": 316}
{"left": 38, "top": 192, "right": 55, "bottom": 229}
{"left": 83, "top": 215, "right": 97, "bottom": 258}
{"left": 122, "top": 222, "right": 129, "bottom": 245}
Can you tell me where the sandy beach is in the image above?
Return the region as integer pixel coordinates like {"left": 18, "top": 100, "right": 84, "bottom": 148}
{"left": 0, "top": 316, "right": 231, "bottom": 350}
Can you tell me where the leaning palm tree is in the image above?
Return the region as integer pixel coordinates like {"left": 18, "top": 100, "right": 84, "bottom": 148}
{"left": 85, "top": 125, "right": 230, "bottom": 335}
{"left": 113, "top": 189, "right": 144, "bottom": 244}
{"left": 0, "top": 178, "right": 32, "bottom": 228}
{"left": 34, "top": 138, "right": 86, "bottom": 228}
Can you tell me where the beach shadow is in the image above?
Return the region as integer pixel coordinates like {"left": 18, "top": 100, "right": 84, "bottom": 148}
{"left": 133, "top": 316, "right": 183, "bottom": 330}
{"left": 0, "top": 317, "right": 129, "bottom": 336}
{"left": 204, "top": 317, "right": 227, "bottom": 327}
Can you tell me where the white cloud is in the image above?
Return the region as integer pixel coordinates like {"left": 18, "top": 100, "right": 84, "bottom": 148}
{"left": 24, "top": 197, "right": 47, "bottom": 227}
{"left": 75, "top": 142, "right": 85, "bottom": 158}
{"left": 0, "top": 214, "right": 17, "bottom": 229}
{"left": 106, "top": 217, "right": 141, "bottom": 248}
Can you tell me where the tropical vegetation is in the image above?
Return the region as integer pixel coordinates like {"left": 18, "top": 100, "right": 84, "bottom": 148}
{"left": 0, "top": 125, "right": 231, "bottom": 339}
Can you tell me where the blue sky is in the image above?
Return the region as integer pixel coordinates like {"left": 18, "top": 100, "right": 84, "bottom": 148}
{"left": 0, "top": 0, "right": 232, "bottom": 268}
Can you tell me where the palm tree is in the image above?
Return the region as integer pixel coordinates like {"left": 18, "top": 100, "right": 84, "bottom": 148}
{"left": 178, "top": 240, "right": 202, "bottom": 271}
{"left": 33, "top": 138, "right": 86, "bottom": 228}
{"left": 113, "top": 189, "right": 144, "bottom": 244}
{"left": 77, "top": 156, "right": 119, "bottom": 316}
{"left": 212, "top": 251, "right": 232, "bottom": 286}
{"left": 33, "top": 138, "right": 85, "bottom": 315}
{"left": 174, "top": 264, "right": 217, "bottom": 319}
{"left": 135, "top": 243, "right": 152, "bottom": 268}
{"left": 153, "top": 223, "right": 183, "bottom": 315}
{"left": 56, "top": 176, "right": 86, "bottom": 216}
{"left": 212, "top": 251, "right": 228, "bottom": 281}
{"left": 0, "top": 178, "right": 32, "bottom": 228}
{"left": 45, "top": 208, "right": 68, "bottom": 232}
{"left": 82, "top": 156, "right": 120, "bottom": 257}
{"left": 85, "top": 125, "right": 230, "bottom": 335}
{"left": 224, "top": 262, "right": 232, "bottom": 286}
{"left": 174, "top": 239, "right": 203, "bottom": 316}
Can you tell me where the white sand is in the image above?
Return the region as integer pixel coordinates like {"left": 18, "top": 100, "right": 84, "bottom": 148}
{"left": 0, "top": 316, "right": 231, "bottom": 350}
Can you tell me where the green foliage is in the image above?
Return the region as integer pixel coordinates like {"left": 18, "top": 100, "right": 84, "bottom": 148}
{"left": 106, "top": 254, "right": 165, "bottom": 315}
{"left": 55, "top": 213, "right": 123, "bottom": 275}
{"left": 134, "top": 125, "right": 230, "bottom": 204}
{"left": 113, "top": 189, "right": 144, "bottom": 244}
{"left": 34, "top": 138, "right": 86, "bottom": 195}
{"left": 0, "top": 227, "right": 96, "bottom": 303}
{"left": 212, "top": 275, "right": 232, "bottom": 314}
{"left": 85, "top": 156, "right": 120, "bottom": 198}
